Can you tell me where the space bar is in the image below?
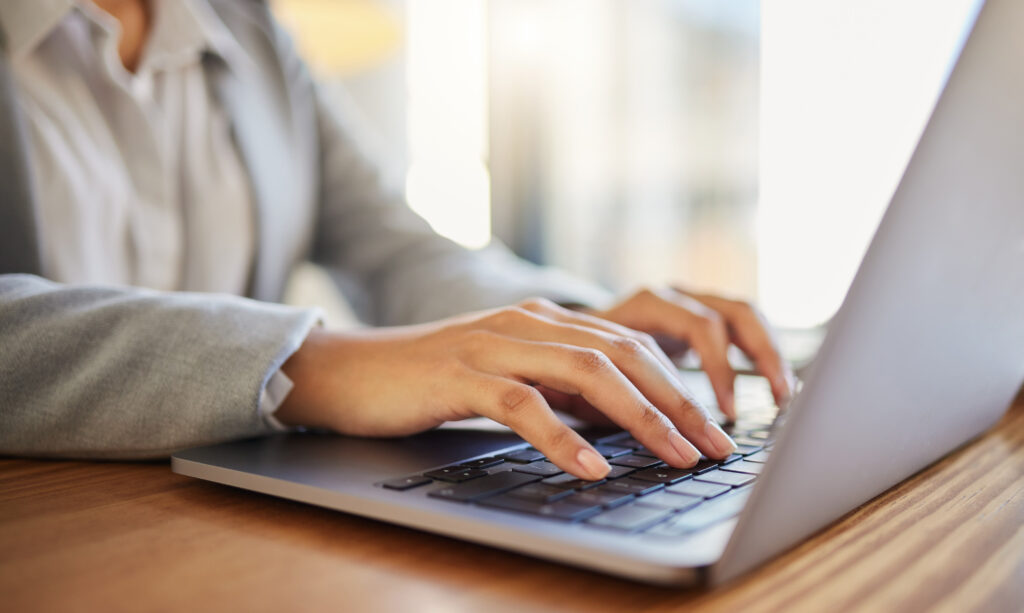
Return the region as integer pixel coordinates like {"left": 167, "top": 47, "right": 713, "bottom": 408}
{"left": 428, "top": 471, "right": 540, "bottom": 502}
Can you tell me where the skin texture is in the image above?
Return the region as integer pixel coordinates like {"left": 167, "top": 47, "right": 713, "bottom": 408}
{"left": 278, "top": 293, "right": 793, "bottom": 481}
{"left": 92, "top": 0, "right": 151, "bottom": 72}
{"left": 92, "top": 1, "right": 793, "bottom": 481}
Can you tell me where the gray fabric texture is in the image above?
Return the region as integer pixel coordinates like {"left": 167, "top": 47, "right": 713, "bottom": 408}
{"left": 0, "top": 0, "right": 612, "bottom": 459}
{"left": 0, "top": 275, "right": 321, "bottom": 458}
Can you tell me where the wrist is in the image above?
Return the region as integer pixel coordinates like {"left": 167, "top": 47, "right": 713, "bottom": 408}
{"left": 276, "top": 327, "right": 337, "bottom": 429}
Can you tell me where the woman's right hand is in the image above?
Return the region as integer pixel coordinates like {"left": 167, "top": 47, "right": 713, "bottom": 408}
{"left": 276, "top": 298, "right": 738, "bottom": 481}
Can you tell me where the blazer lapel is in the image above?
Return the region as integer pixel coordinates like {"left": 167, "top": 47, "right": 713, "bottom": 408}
{"left": 205, "top": 52, "right": 310, "bottom": 302}
{"left": 0, "top": 44, "right": 42, "bottom": 275}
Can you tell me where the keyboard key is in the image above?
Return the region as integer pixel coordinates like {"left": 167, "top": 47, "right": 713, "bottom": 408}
{"left": 603, "top": 478, "right": 664, "bottom": 496}
{"left": 506, "top": 482, "right": 574, "bottom": 503}
{"left": 721, "top": 460, "right": 763, "bottom": 475}
{"left": 719, "top": 454, "right": 744, "bottom": 465}
{"left": 695, "top": 469, "right": 756, "bottom": 488}
{"left": 734, "top": 444, "right": 764, "bottom": 456}
{"left": 512, "top": 461, "right": 563, "bottom": 477}
{"left": 633, "top": 491, "right": 702, "bottom": 512}
{"left": 480, "top": 495, "right": 602, "bottom": 521}
{"left": 564, "top": 488, "right": 635, "bottom": 509}
{"left": 744, "top": 450, "right": 769, "bottom": 463}
{"left": 543, "top": 473, "right": 605, "bottom": 490}
{"left": 631, "top": 446, "right": 660, "bottom": 458}
{"left": 691, "top": 458, "right": 723, "bottom": 474}
{"left": 429, "top": 471, "right": 540, "bottom": 502}
{"left": 666, "top": 480, "right": 731, "bottom": 499}
{"left": 460, "top": 457, "right": 504, "bottom": 469}
{"left": 630, "top": 467, "right": 695, "bottom": 485}
{"left": 611, "top": 436, "right": 645, "bottom": 449}
{"left": 730, "top": 419, "right": 774, "bottom": 432}
{"left": 644, "top": 519, "right": 692, "bottom": 538}
{"left": 605, "top": 465, "right": 638, "bottom": 480}
{"left": 609, "top": 454, "right": 662, "bottom": 469}
{"left": 498, "top": 448, "right": 546, "bottom": 463}
{"left": 593, "top": 444, "right": 633, "bottom": 458}
{"left": 381, "top": 475, "right": 433, "bottom": 490}
{"left": 732, "top": 436, "right": 767, "bottom": 448}
{"left": 643, "top": 491, "right": 749, "bottom": 536}
{"left": 587, "top": 504, "right": 674, "bottom": 532}
{"left": 594, "top": 432, "right": 632, "bottom": 445}
{"left": 660, "top": 490, "right": 750, "bottom": 533}
{"left": 423, "top": 467, "right": 489, "bottom": 482}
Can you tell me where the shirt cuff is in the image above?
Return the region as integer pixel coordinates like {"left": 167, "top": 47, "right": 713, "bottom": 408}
{"left": 258, "top": 368, "right": 295, "bottom": 431}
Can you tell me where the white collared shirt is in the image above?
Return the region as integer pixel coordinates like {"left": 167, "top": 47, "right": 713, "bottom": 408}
{"left": 0, "top": 0, "right": 292, "bottom": 427}
{"left": 3, "top": 0, "right": 254, "bottom": 294}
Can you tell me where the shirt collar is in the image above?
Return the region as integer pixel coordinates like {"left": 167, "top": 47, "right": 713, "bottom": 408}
{"left": 0, "top": 0, "right": 75, "bottom": 60}
{"left": 0, "top": 0, "right": 248, "bottom": 73}
{"left": 139, "top": 0, "right": 248, "bottom": 73}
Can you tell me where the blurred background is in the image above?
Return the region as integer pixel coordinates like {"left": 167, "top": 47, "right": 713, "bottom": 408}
{"left": 273, "top": 0, "right": 980, "bottom": 330}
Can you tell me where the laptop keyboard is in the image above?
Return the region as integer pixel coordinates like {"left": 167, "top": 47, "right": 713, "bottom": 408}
{"left": 380, "top": 421, "right": 776, "bottom": 538}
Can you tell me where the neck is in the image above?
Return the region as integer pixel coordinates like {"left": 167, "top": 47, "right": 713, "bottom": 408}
{"left": 91, "top": 0, "right": 151, "bottom": 73}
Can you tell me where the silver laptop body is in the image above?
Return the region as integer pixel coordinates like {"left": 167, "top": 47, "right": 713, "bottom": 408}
{"left": 173, "top": 0, "right": 1024, "bottom": 586}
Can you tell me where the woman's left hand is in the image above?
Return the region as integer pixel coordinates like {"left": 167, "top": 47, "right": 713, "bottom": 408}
{"left": 525, "top": 288, "right": 794, "bottom": 420}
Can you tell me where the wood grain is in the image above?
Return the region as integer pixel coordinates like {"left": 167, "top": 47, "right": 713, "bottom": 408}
{"left": 2, "top": 395, "right": 1022, "bottom": 613}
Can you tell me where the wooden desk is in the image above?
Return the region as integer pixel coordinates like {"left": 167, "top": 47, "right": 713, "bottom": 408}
{"left": 3, "top": 397, "right": 1022, "bottom": 613}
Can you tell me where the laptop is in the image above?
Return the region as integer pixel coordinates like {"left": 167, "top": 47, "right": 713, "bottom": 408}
{"left": 172, "top": 0, "right": 1024, "bottom": 586}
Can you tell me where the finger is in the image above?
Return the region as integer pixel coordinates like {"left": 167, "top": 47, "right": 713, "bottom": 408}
{"left": 680, "top": 291, "right": 794, "bottom": 406}
{"left": 682, "top": 311, "right": 738, "bottom": 420}
{"left": 592, "top": 290, "right": 740, "bottom": 421}
{"left": 486, "top": 308, "right": 684, "bottom": 408}
{"left": 519, "top": 298, "right": 680, "bottom": 374}
{"left": 468, "top": 334, "right": 709, "bottom": 467}
{"left": 634, "top": 294, "right": 741, "bottom": 419}
{"left": 631, "top": 293, "right": 739, "bottom": 421}
{"left": 466, "top": 375, "right": 611, "bottom": 480}
{"left": 478, "top": 309, "right": 729, "bottom": 460}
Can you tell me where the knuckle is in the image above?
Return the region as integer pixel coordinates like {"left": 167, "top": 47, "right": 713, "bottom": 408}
{"left": 694, "top": 313, "right": 724, "bottom": 334}
{"left": 459, "top": 329, "right": 496, "bottom": 353}
{"left": 609, "top": 335, "right": 646, "bottom": 360}
{"left": 497, "top": 384, "right": 542, "bottom": 416}
{"left": 733, "top": 299, "right": 756, "bottom": 314}
{"left": 544, "top": 426, "right": 576, "bottom": 452}
{"left": 571, "top": 348, "right": 612, "bottom": 375}
{"left": 637, "top": 287, "right": 659, "bottom": 302}
{"left": 490, "top": 306, "right": 531, "bottom": 327}
{"left": 634, "top": 331, "right": 658, "bottom": 347}
{"left": 636, "top": 403, "right": 668, "bottom": 429}
{"left": 518, "top": 297, "right": 555, "bottom": 312}
{"left": 732, "top": 300, "right": 759, "bottom": 321}
{"left": 677, "top": 397, "right": 711, "bottom": 422}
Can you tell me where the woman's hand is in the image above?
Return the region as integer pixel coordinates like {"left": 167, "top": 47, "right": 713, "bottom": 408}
{"left": 276, "top": 297, "right": 741, "bottom": 481}
{"left": 589, "top": 288, "right": 795, "bottom": 420}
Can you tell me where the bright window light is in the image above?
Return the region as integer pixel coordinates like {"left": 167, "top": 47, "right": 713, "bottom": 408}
{"left": 405, "top": 0, "right": 491, "bottom": 249}
{"left": 758, "top": 0, "right": 981, "bottom": 328}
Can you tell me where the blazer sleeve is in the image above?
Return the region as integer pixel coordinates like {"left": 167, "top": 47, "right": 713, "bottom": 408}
{"left": 0, "top": 274, "right": 320, "bottom": 459}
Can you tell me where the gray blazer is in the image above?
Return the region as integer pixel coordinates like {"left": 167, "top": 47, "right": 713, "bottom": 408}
{"left": 0, "top": 1, "right": 609, "bottom": 459}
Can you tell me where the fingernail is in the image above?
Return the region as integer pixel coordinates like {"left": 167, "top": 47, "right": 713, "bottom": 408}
{"left": 576, "top": 447, "right": 610, "bottom": 480}
{"left": 668, "top": 429, "right": 701, "bottom": 466}
{"left": 704, "top": 420, "right": 737, "bottom": 457}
